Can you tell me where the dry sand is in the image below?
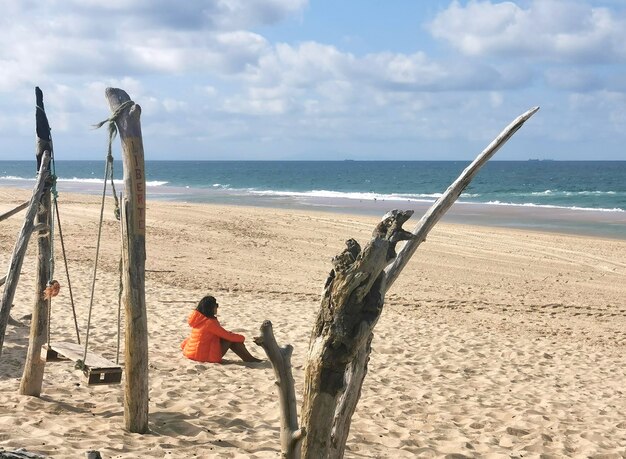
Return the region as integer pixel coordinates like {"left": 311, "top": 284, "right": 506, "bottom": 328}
{"left": 1, "top": 186, "right": 625, "bottom": 458}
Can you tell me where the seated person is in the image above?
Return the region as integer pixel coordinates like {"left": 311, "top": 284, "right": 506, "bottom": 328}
{"left": 181, "top": 295, "right": 262, "bottom": 363}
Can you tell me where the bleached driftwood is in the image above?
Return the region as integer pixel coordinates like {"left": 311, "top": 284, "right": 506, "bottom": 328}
{"left": 300, "top": 211, "right": 414, "bottom": 458}
{"left": 20, "top": 86, "right": 54, "bottom": 397}
{"left": 0, "top": 448, "right": 47, "bottom": 458}
{"left": 384, "top": 106, "right": 540, "bottom": 291}
{"left": 0, "top": 201, "right": 29, "bottom": 223}
{"left": 0, "top": 152, "right": 51, "bottom": 357}
{"left": 105, "top": 87, "right": 149, "bottom": 434}
{"left": 258, "top": 107, "right": 540, "bottom": 458}
{"left": 254, "top": 321, "right": 304, "bottom": 459}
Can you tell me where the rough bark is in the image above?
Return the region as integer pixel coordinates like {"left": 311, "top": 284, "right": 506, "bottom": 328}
{"left": 105, "top": 87, "right": 149, "bottom": 433}
{"left": 328, "top": 335, "right": 371, "bottom": 457}
{"left": 20, "top": 87, "right": 54, "bottom": 396}
{"left": 254, "top": 321, "right": 304, "bottom": 459}
{"left": 0, "top": 152, "right": 51, "bottom": 357}
{"left": 300, "top": 211, "right": 414, "bottom": 459}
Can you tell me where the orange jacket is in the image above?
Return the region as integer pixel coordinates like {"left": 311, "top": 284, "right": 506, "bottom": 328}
{"left": 181, "top": 310, "right": 245, "bottom": 363}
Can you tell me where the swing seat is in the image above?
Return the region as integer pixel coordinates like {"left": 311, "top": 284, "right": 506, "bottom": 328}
{"left": 42, "top": 342, "right": 123, "bottom": 385}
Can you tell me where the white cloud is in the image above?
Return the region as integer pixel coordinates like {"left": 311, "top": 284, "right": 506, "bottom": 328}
{"left": 429, "top": 0, "right": 626, "bottom": 63}
{"left": 0, "top": 0, "right": 624, "bottom": 160}
{"left": 0, "top": 0, "right": 303, "bottom": 80}
{"left": 544, "top": 68, "right": 601, "bottom": 91}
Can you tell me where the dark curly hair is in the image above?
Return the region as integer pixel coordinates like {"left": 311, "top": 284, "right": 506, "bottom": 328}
{"left": 196, "top": 295, "right": 217, "bottom": 318}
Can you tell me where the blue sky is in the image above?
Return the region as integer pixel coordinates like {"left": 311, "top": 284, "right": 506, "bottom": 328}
{"left": 0, "top": 0, "right": 624, "bottom": 161}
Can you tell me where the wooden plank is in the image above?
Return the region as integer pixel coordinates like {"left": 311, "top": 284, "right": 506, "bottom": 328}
{"left": 42, "top": 341, "right": 121, "bottom": 370}
{"left": 42, "top": 341, "right": 122, "bottom": 385}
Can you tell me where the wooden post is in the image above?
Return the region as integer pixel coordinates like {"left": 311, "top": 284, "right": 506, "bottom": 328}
{"left": 297, "top": 108, "right": 540, "bottom": 458}
{"left": 105, "top": 88, "right": 149, "bottom": 433}
{"left": 0, "top": 152, "right": 51, "bottom": 357}
{"left": 19, "top": 87, "right": 54, "bottom": 396}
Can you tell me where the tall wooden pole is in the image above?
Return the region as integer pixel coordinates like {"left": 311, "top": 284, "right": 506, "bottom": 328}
{"left": 105, "top": 88, "right": 149, "bottom": 433}
{"left": 19, "top": 87, "right": 54, "bottom": 396}
{"left": 0, "top": 153, "right": 51, "bottom": 357}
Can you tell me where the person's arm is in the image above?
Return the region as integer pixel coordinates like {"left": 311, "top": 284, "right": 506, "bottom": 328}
{"left": 206, "top": 319, "right": 245, "bottom": 343}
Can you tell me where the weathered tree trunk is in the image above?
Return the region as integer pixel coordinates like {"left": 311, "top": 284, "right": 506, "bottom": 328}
{"left": 254, "top": 321, "right": 305, "bottom": 459}
{"left": 20, "top": 87, "right": 54, "bottom": 396}
{"left": 298, "top": 107, "right": 540, "bottom": 458}
{"left": 105, "top": 87, "right": 149, "bottom": 433}
{"left": 0, "top": 152, "right": 51, "bottom": 357}
{"left": 300, "top": 212, "right": 414, "bottom": 458}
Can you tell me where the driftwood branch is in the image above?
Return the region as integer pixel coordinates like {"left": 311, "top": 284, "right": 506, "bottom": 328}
{"left": 20, "top": 87, "right": 54, "bottom": 396}
{"left": 254, "top": 321, "right": 304, "bottom": 459}
{"left": 384, "top": 106, "right": 540, "bottom": 291}
{"left": 0, "top": 201, "right": 29, "bottom": 223}
{"left": 0, "top": 152, "right": 51, "bottom": 357}
{"left": 297, "top": 107, "right": 539, "bottom": 458}
{"left": 0, "top": 448, "right": 47, "bottom": 458}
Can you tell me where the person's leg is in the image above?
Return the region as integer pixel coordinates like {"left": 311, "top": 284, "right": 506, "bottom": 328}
{"left": 230, "top": 341, "right": 263, "bottom": 362}
{"left": 219, "top": 339, "right": 262, "bottom": 362}
{"left": 220, "top": 338, "right": 232, "bottom": 357}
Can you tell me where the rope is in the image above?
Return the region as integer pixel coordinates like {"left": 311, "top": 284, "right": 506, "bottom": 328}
{"left": 81, "top": 158, "right": 111, "bottom": 367}
{"left": 80, "top": 101, "right": 133, "bottom": 368}
{"left": 93, "top": 99, "right": 133, "bottom": 221}
{"left": 54, "top": 198, "right": 81, "bottom": 344}
{"left": 44, "top": 146, "right": 57, "bottom": 345}
{"left": 41, "top": 155, "right": 81, "bottom": 345}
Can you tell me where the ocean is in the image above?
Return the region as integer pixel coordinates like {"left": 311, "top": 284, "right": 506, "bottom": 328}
{"left": 1, "top": 160, "right": 625, "bottom": 239}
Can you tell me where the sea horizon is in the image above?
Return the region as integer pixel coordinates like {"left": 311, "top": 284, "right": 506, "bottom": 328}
{"left": 1, "top": 159, "right": 625, "bottom": 240}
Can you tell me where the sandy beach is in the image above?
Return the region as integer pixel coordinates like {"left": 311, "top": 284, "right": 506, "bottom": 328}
{"left": 1, "top": 186, "right": 626, "bottom": 458}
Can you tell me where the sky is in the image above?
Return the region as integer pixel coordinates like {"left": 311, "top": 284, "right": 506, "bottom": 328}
{"left": 0, "top": 0, "right": 624, "bottom": 161}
